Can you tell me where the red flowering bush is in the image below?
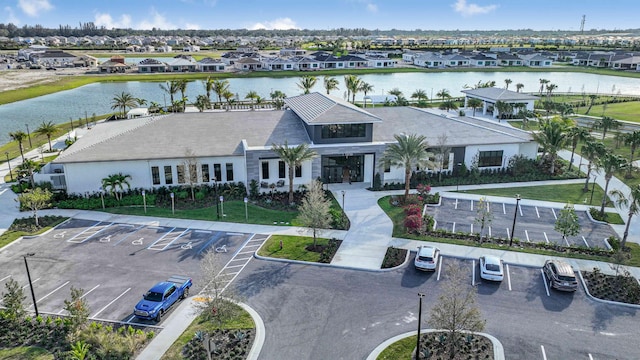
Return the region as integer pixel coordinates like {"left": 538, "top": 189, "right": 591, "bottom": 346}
{"left": 404, "top": 204, "right": 422, "bottom": 216}
{"left": 404, "top": 214, "right": 423, "bottom": 232}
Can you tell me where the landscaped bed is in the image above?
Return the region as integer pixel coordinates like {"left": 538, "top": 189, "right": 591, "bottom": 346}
{"left": 258, "top": 235, "right": 342, "bottom": 263}
{"left": 377, "top": 332, "right": 493, "bottom": 360}
{"left": 382, "top": 247, "right": 408, "bottom": 269}
{"left": 581, "top": 268, "right": 640, "bottom": 305}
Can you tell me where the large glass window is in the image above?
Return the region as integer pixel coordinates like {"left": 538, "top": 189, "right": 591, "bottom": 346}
{"left": 189, "top": 164, "right": 198, "bottom": 183}
{"left": 295, "top": 165, "right": 302, "bottom": 178}
{"left": 478, "top": 150, "right": 503, "bottom": 167}
{"left": 261, "top": 162, "right": 269, "bottom": 179}
{"left": 226, "top": 163, "right": 234, "bottom": 181}
{"left": 164, "top": 166, "right": 173, "bottom": 185}
{"left": 214, "top": 164, "right": 222, "bottom": 181}
{"left": 202, "top": 164, "right": 210, "bottom": 183}
{"left": 151, "top": 166, "right": 160, "bottom": 185}
{"left": 177, "top": 165, "right": 185, "bottom": 184}
{"left": 321, "top": 124, "right": 366, "bottom": 139}
{"left": 278, "top": 161, "right": 286, "bottom": 178}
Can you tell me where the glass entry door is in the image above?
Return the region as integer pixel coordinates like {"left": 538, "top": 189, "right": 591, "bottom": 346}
{"left": 322, "top": 155, "right": 364, "bottom": 184}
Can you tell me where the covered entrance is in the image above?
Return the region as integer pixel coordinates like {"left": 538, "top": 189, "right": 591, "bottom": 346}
{"left": 322, "top": 154, "right": 365, "bottom": 184}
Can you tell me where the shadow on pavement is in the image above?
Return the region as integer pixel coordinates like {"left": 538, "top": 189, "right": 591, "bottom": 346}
{"left": 234, "top": 262, "right": 293, "bottom": 298}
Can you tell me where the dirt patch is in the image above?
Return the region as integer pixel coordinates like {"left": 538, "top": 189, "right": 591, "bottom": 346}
{"left": 0, "top": 68, "right": 87, "bottom": 92}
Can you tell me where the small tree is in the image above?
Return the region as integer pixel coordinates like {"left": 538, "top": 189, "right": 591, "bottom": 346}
{"left": 63, "top": 286, "right": 90, "bottom": 332}
{"left": 296, "top": 180, "right": 332, "bottom": 248}
{"left": 554, "top": 204, "right": 580, "bottom": 242}
{"left": 2, "top": 278, "right": 26, "bottom": 320}
{"left": 182, "top": 148, "right": 200, "bottom": 201}
{"left": 428, "top": 263, "right": 485, "bottom": 359}
{"left": 434, "top": 134, "right": 451, "bottom": 182}
{"left": 475, "top": 197, "right": 493, "bottom": 242}
{"left": 197, "top": 250, "right": 242, "bottom": 329}
{"left": 18, "top": 187, "right": 52, "bottom": 227}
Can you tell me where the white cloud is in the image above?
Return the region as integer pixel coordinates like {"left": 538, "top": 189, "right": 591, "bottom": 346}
{"left": 366, "top": 3, "right": 378, "bottom": 13}
{"left": 4, "top": 6, "right": 20, "bottom": 25}
{"left": 249, "top": 17, "right": 299, "bottom": 30}
{"left": 94, "top": 12, "right": 132, "bottom": 29}
{"left": 184, "top": 23, "right": 201, "bottom": 30}
{"left": 136, "top": 9, "right": 177, "bottom": 30}
{"left": 17, "top": 0, "right": 53, "bottom": 17}
{"left": 452, "top": 0, "right": 497, "bottom": 17}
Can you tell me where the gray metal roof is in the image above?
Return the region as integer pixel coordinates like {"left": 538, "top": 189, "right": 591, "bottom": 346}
{"left": 285, "top": 92, "right": 382, "bottom": 125}
{"left": 56, "top": 110, "right": 310, "bottom": 163}
{"left": 368, "top": 107, "right": 533, "bottom": 146}
{"left": 461, "top": 87, "right": 539, "bottom": 101}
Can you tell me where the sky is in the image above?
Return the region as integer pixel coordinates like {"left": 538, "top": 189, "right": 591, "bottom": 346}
{"left": 3, "top": 0, "right": 639, "bottom": 32}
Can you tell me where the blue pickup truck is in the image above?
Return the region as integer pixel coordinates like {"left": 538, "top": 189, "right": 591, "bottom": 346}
{"left": 134, "top": 275, "right": 192, "bottom": 322}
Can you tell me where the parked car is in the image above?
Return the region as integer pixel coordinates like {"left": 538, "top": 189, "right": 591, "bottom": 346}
{"left": 134, "top": 275, "right": 192, "bottom": 322}
{"left": 46, "top": 66, "right": 56, "bottom": 71}
{"left": 415, "top": 245, "right": 440, "bottom": 271}
{"left": 479, "top": 255, "right": 504, "bottom": 281}
{"left": 542, "top": 260, "right": 578, "bottom": 292}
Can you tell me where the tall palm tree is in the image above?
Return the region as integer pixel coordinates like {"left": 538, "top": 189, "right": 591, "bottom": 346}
{"left": 436, "top": 88, "right": 451, "bottom": 102}
{"left": 467, "top": 98, "right": 483, "bottom": 116}
{"left": 271, "top": 141, "right": 317, "bottom": 203}
{"left": 504, "top": 78, "right": 512, "bottom": 89}
{"left": 566, "top": 126, "right": 592, "bottom": 171}
{"left": 101, "top": 173, "right": 132, "bottom": 201}
{"left": 610, "top": 184, "right": 640, "bottom": 248}
{"left": 222, "top": 90, "right": 235, "bottom": 110}
{"left": 297, "top": 75, "right": 317, "bottom": 94}
{"left": 597, "top": 151, "right": 627, "bottom": 216}
{"left": 159, "top": 80, "right": 181, "bottom": 111}
{"left": 35, "top": 121, "right": 57, "bottom": 152}
{"left": 538, "top": 78, "right": 550, "bottom": 95}
{"left": 533, "top": 118, "right": 568, "bottom": 174}
{"left": 623, "top": 130, "right": 640, "bottom": 177}
{"left": 581, "top": 139, "right": 606, "bottom": 192}
{"left": 203, "top": 76, "right": 215, "bottom": 102}
{"left": 545, "top": 83, "right": 558, "bottom": 101}
{"left": 110, "top": 91, "right": 137, "bottom": 118}
{"left": 323, "top": 76, "right": 339, "bottom": 95}
{"left": 9, "top": 130, "right": 28, "bottom": 162}
{"left": 245, "top": 90, "right": 259, "bottom": 110}
{"left": 439, "top": 100, "right": 458, "bottom": 112}
{"left": 585, "top": 94, "right": 598, "bottom": 115}
{"left": 494, "top": 101, "right": 513, "bottom": 120}
{"left": 515, "top": 83, "right": 524, "bottom": 93}
{"left": 270, "top": 90, "right": 287, "bottom": 110}
{"left": 176, "top": 79, "right": 188, "bottom": 100}
{"left": 381, "top": 133, "right": 434, "bottom": 198}
{"left": 344, "top": 74, "right": 362, "bottom": 103}
{"left": 359, "top": 82, "right": 374, "bottom": 107}
{"left": 411, "top": 89, "right": 428, "bottom": 102}
{"left": 212, "top": 79, "right": 230, "bottom": 106}
{"left": 194, "top": 95, "right": 209, "bottom": 112}
{"left": 593, "top": 116, "right": 620, "bottom": 140}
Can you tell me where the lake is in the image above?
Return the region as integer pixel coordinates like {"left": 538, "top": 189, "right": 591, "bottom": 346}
{"left": 2, "top": 71, "right": 640, "bottom": 144}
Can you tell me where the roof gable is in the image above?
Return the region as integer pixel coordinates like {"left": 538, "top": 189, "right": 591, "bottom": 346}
{"left": 285, "top": 92, "right": 382, "bottom": 125}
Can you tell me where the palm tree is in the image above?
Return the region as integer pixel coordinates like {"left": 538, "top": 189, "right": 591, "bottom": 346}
{"left": 515, "top": 83, "right": 524, "bottom": 93}
{"left": 176, "top": 79, "right": 188, "bottom": 100}
{"left": 270, "top": 90, "right": 287, "bottom": 110}
{"left": 533, "top": 118, "right": 568, "bottom": 174}
{"left": 35, "top": 121, "right": 57, "bottom": 152}
{"left": 581, "top": 139, "right": 606, "bottom": 192}
{"left": 297, "top": 75, "right": 317, "bottom": 94}
{"left": 439, "top": 100, "right": 458, "bottom": 112}
{"left": 212, "top": 79, "right": 230, "bottom": 106}
{"left": 194, "top": 95, "right": 209, "bottom": 112}
{"left": 9, "top": 130, "right": 28, "bottom": 162}
{"left": 610, "top": 184, "right": 640, "bottom": 248}
{"left": 566, "top": 126, "right": 593, "bottom": 171}
{"left": 467, "top": 98, "right": 483, "bottom": 116}
{"left": 504, "top": 78, "right": 512, "bottom": 89}
{"left": 321, "top": 76, "right": 337, "bottom": 96}
{"left": 623, "top": 130, "right": 640, "bottom": 177}
{"left": 436, "top": 88, "right": 451, "bottom": 102}
{"left": 101, "top": 173, "right": 131, "bottom": 201}
{"left": 381, "top": 133, "right": 434, "bottom": 198}
{"left": 545, "top": 83, "right": 558, "bottom": 101}
{"left": 159, "top": 80, "right": 181, "bottom": 111}
{"left": 271, "top": 141, "right": 317, "bottom": 203}
{"left": 597, "top": 151, "right": 627, "bottom": 216}
{"left": 245, "top": 90, "right": 259, "bottom": 110}
{"left": 411, "top": 89, "right": 428, "bottom": 102}
{"left": 538, "top": 78, "right": 550, "bottom": 95}
{"left": 593, "top": 116, "right": 620, "bottom": 140}
{"left": 344, "top": 74, "right": 362, "bottom": 103}
{"left": 359, "top": 82, "right": 374, "bottom": 107}
{"left": 110, "top": 91, "right": 137, "bottom": 118}
{"left": 494, "top": 101, "right": 513, "bottom": 120}
{"left": 222, "top": 90, "right": 235, "bottom": 110}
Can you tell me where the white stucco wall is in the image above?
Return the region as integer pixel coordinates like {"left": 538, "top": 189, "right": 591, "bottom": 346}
{"left": 258, "top": 158, "right": 313, "bottom": 190}
{"left": 464, "top": 144, "right": 522, "bottom": 169}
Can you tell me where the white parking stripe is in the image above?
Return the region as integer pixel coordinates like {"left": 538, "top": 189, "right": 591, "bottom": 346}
{"left": 436, "top": 258, "right": 443, "bottom": 281}
{"left": 488, "top": 226, "right": 491, "bottom": 238}
{"left": 124, "top": 314, "right": 136, "bottom": 323}
{"left": 541, "top": 345, "right": 547, "bottom": 360}
{"left": 506, "top": 264, "right": 512, "bottom": 291}
{"left": 525, "top": 230, "right": 530, "bottom": 242}
{"left": 551, "top": 208, "right": 557, "bottom": 220}
{"left": 33, "top": 281, "right": 70, "bottom": 305}
{"left": 505, "top": 228, "right": 510, "bottom": 240}
{"left": 543, "top": 232, "right": 549, "bottom": 244}
{"left": 243, "top": 244, "right": 262, "bottom": 247}
{"left": 0, "top": 275, "right": 11, "bottom": 282}
{"left": 470, "top": 200, "right": 474, "bottom": 211}
{"left": 455, "top": 198, "right": 459, "bottom": 209}
{"left": 80, "top": 284, "right": 101, "bottom": 299}
{"left": 452, "top": 222, "right": 456, "bottom": 233}
{"left": 22, "top": 278, "right": 40, "bottom": 290}
{"left": 518, "top": 204, "right": 523, "bottom": 217}
{"left": 92, "top": 287, "right": 131, "bottom": 318}
{"left": 564, "top": 236, "right": 570, "bottom": 247}
{"left": 471, "top": 260, "right": 476, "bottom": 286}
{"left": 541, "top": 270, "right": 550, "bottom": 297}
{"left": 502, "top": 203, "right": 506, "bottom": 215}
{"left": 237, "top": 250, "right": 254, "bottom": 255}
{"left": 582, "top": 236, "right": 589, "bottom": 247}
{"left": 225, "top": 264, "right": 245, "bottom": 269}
{"left": 588, "top": 354, "right": 594, "bottom": 360}
{"left": 535, "top": 206, "right": 540, "bottom": 218}
{"left": 229, "top": 257, "right": 252, "bottom": 262}
{"left": 469, "top": 223, "right": 473, "bottom": 233}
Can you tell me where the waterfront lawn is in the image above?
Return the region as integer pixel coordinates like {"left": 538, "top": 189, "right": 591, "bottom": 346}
{"left": 574, "top": 101, "right": 640, "bottom": 123}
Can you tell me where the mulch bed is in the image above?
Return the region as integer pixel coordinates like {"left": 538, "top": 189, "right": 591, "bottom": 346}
{"left": 581, "top": 270, "right": 640, "bottom": 304}
{"left": 382, "top": 247, "right": 408, "bottom": 268}
{"left": 418, "top": 332, "right": 493, "bottom": 360}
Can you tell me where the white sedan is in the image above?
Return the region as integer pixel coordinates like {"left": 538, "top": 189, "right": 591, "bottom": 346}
{"left": 479, "top": 255, "right": 504, "bottom": 281}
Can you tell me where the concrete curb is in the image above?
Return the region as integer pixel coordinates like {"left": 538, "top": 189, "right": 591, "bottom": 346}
{"left": 238, "top": 302, "right": 265, "bottom": 360}
{"left": 366, "top": 329, "right": 505, "bottom": 360}
{"left": 253, "top": 252, "right": 397, "bottom": 272}
{"left": 577, "top": 270, "right": 640, "bottom": 310}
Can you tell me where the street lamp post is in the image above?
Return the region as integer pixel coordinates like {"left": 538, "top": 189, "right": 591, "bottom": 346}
{"left": 220, "top": 196, "right": 225, "bottom": 217}
{"left": 23, "top": 253, "right": 38, "bottom": 317}
{"left": 25, "top": 124, "right": 32, "bottom": 149}
{"left": 590, "top": 175, "right": 597, "bottom": 204}
{"left": 170, "top": 192, "right": 175, "bottom": 215}
{"left": 416, "top": 292, "right": 425, "bottom": 360}
{"left": 509, "top": 194, "right": 521, "bottom": 246}
{"left": 142, "top": 190, "right": 147, "bottom": 214}
{"left": 341, "top": 190, "right": 346, "bottom": 222}
{"left": 212, "top": 178, "right": 220, "bottom": 220}
{"left": 456, "top": 162, "right": 462, "bottom": 192}
{"left": 5, "top": 151, "right": 13, "bottom": 182}
{"left": 244, "top": 197, "right": 248, "bottom": 221}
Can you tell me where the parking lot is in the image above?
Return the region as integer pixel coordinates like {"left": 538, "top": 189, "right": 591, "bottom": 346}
{"left": 428, "top": 197, "right": 617, "bottom": 248}
{"left": 0, "top": 218, "right": 263, "bottom": 326}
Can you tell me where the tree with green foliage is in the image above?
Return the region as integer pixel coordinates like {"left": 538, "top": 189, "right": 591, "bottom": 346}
{"left": 1, "top": 278, "right": 26, "bottom": 320}
{"left": 566, "top": 126, "right": 593, "bottom": 171}
{"left": 297, "top": 75, "right": 317, "bottom": 94}
{"left": 504, "top": 78, "right": 512, "bottom": 89}
{"left": 533, "top": 118, "right": 568, "bottom": 175}
{"left": 101, "top": 173, "right": 131, "bottom": 201}
{"left": 381, "top": 133, "right": 434, "bottom": 198}
{"left": 194, "top": 94, "right": 209, "bottom": 112}
{"left": 296, "top": 180, "right": 332, "bottom": 248}
{"left": 110, "top": 91, "right": 137, "bottom": 118}
{"left": 593, "top": 116, "right": 620, "bottom": 140}
{"left": 436, "top": 88, "right": 451, "bottom": 102}
{"left": 610, "top": 184, "right": 640, "bottom": 248}
{"left": 623, "top": 130, "right": 640, "bottom": 178}
{"left": 245, "top": 90, "right": 260, "bottom": 110}
{"left": 359, "top": 81, "right": 374, "bottom": 106}
{"left": 428, "top": 263, "right": 485, "bottom": 360}
{"left": 67, "top": 340, "right": 90, "bottom": 360}
{"left": 581, "top": 139, "right": 606, "bottom": 192}
{"left": 197, "top": 250, "right": 243, "bottom": 328}
{"left": 323, "top": 76, "right": 339, "bottom": 95}
{"left": 539, "top": 78, "right": 550, "bottom": 95}
{"left": 475, "top": 197, "right": 493, "bottom": 243}
{"left": 411, "top": 89, "right": 428, "bottom": 102}
{"left": 18, "top": 187, "right": 52, "bottom": 227}
{"left": 271, "top": 140, "right": 317, "bottom": 203}
{"left": 597, "top": 151, "right": 627, "bottom": 217}
{"left": 63, "top": 286, "right": 90, "bottom": 332}
{"left": 344, "top": 74, "right": 362, "bottom": 103}
{"left": 35, "top": 121, "right": 57, "bottom": 152}
{"left": 9, "top": 130, "right": 28, "bottom": 162}
{"left": 159, "top": 80, "right": 181, "bottom": 112}
{"left": 212, "top": 79, "right": 230, "bottom": 106}
{"left": 467, "top": 98, "right": 483, "bottom": 116}
{"left": 515, "top": 83, "right": 524, "bottom": 93}
{"left": 555, "top": 204, "right": 580, "bottom": 242}
{"left": 270, "top": 90, "right": 287, "bottom": 110}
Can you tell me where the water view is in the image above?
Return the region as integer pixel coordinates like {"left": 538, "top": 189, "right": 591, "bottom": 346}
{"left": 2, "top": 71, "right": 640, "bottom": 144}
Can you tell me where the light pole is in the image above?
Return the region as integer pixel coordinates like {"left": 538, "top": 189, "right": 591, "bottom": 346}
{"left": 142, "top": 190, "right": 147, "bottom": 214}
{"left": 170, "top": 192, "right": 175, "bottom": 215}
{"left": 23, "top": 253, "right": 38, "bottom": 317}
{"left": 220, "top": 196, "right": 225, "bottom": 217}
{"left": 244, "top": 197, "right": 248, "bottom": 221}
{"left": 416, "top": 292, "right": 425, "bottom": 360}
{"left": 509, "top": 194, "right": 521, "bottom": 246}
{"left": 212, "top": 178, "right": 220, "bottom": 220}
{"left": 5, "top": 151, "right": 13, "bottom": 182}
{"left": 456, "top": 162, "right": 462, "bottom": 192}
{"left": 590, "top": 175, "right": 597, "bottom": 204}
{"left": 341, "top": 190, "right": 346, "bottom": 223}
{"left": 99, "top": 186, "right": 105, "bottom": 209}
{"left": 25, "top": 124, "right": 32, "bottom": 149}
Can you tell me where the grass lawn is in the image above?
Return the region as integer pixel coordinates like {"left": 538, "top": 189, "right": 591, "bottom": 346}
{"left": 574, "top": 101, "right": 640, "bottom": 123}
{"left": 458, "top": 183, "right": 612, "bottom": 207}
{"left": 103, "top": 201, "right": 301, "bottom": 226}
{"left": 257, "top": 235, "right": 330, "bottom": 262}
{"left": 376, "top": 337, "right": 414, "bottom": 360}
{"left": 161, "top": 302, "right": 254, "bottom": 360}
{"left": 0, "top": 346, "right": 53, "bottom": 360}
{"left": 0, "top": 217, "right": 68, "bottom": 249}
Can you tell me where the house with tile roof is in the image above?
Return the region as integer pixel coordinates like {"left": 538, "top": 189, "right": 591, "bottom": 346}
{"left": 40, "top": 92, "right": 536, "bottom": 195}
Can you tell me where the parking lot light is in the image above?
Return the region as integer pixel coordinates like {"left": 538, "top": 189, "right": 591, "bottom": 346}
{"left": 170, "top": 192, "right": 175, "bottom": 215}
{"left": 212, "top": 177, "right": 220, "bottom": 220}
{"left": 509, "top": 194, "right": 521, "bottom": 246}
{"left": 416, "top": 292, "right": 425, "bottom": 360}
{"left": 23, "top": 253, "right": 38, "bottom": 317}
{"left": 142, "top": 190, "right": 147, "bottom": 214}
